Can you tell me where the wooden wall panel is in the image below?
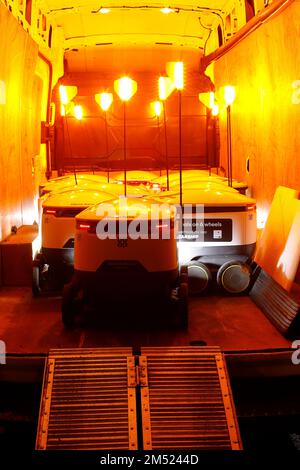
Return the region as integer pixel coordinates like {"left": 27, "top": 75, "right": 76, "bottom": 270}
{"left": 254, "top": 186, "right": 300, "bottom": 291}
{"left": 0, "top": 4, "right": 46, "bottom": 242}
{"left": 213, "top": 1, "right": 300, "bottom": 224}
{"left": 35, "top": 56, "right": 51, "bottom": 186}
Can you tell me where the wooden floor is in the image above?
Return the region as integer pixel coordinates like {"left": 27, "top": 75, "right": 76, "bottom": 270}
{"left": 0, "top": 287, "right": 290, "bottom": 354}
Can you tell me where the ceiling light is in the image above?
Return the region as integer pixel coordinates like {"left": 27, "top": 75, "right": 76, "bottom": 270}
{"left": 99, "top": 8, "right": 110, "bottom": 14}
{"left": 160, "top": 7, "right": 174, "bottom": 14}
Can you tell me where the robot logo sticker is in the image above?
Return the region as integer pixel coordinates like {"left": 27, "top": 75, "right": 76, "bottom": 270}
{"left": 0, "top": 340, "right": 6, "bottom": 365}
{"left": 291, "top": 340, "right": 300, "bottom": 365}
{"left": 213, "top": 230, "right": 223, "bottom": 239}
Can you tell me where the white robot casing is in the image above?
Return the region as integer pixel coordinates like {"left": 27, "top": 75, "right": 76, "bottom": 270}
{"left": 73, "top": 196, "right": 178, "bottom": 299}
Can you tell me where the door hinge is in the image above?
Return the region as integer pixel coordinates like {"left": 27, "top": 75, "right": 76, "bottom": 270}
{"left": 127, "top": 356, "right": 148, "bottom": 387}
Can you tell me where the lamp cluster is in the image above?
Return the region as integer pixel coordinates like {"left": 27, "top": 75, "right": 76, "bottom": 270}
{"left": 198, "top": 86, "right": 236, "bottom": 117}
{"left": 58, "top": 61, "right": 186, "bottom": 121}
{"left": 56, "top": 66, "right": 236, "bottom": 201}
{"left": 58, "top": 66, "right": 236, "bottom": 122}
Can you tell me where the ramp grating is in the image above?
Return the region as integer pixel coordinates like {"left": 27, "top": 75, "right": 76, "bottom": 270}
{"left": 36, "top": 348, "right": 137, "bottom": 450}
{"left": 140, "top": 346, "right": 242, "bottom": 450}
{"left": 36, "top": 346, "right": 241, "bottom": 450}
{"left": 250, "top": 269, "right": 300, "bottom": 335}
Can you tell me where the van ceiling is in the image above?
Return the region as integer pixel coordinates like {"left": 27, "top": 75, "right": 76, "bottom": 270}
{"left": 43, "top": 1, "right": 229, "bottom": 72}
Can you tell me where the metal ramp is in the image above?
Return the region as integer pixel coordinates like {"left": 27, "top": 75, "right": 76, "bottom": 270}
{"left": 36, "top": 348, "right": 137, "bottom": 450}
{"left": 140, "top": 347, "right": 241, "bottom": 450}
{"left": 36, "top": 346, "right": 242, "bottom": 450}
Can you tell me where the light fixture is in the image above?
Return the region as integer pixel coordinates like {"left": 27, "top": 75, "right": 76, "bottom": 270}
{"left": 59, "top": 85, "right": 77, "bottom": 105}
{"left": 198, "top": 91, "right": 219, "bottom": 118}
{"left": 59, "top": 85, "right": 68, "bottom": 105}
{"left": 114, "top": 76, "right": 137, "bottom": 102}
{"left": 211, "top": 104, "right": 219, "bottom": 116}
{"left": 174, "top": 62, "right": 184, "bottom": 90}
{"left": 95, "top": 92, "right": 113, "bottom": 111}
{"left": 224, "top": 86, "right": 236, "bottom": 106}
{"left": 114, "top": 77, "right": 138, "bottom": 196}
{"left": 98, "top": 7, "right": 110, "bottom": 14}
{"left": 160, "top": 7, "right": 174, "bottom": 14}
{"left": 152, "top": 101, "right": 162, "bottom": 118}
{"left": 74, "top": 105, "right": 83, "bottom": 120}
{"left": 166, "top": 61, "right": 184, "bottom": 90}
{"left": 158, "top": 76, "right": 175, "bottom": 101}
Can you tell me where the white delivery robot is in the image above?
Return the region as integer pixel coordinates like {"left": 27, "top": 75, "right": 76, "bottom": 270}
{"left": 156, "top": 186, "right": 256, "bottom": 295}
{"left": 39, "top": 173, "right": 113, "bottom": 196}
{"left": 33, "top": 187, "right": 116, "bottom": 294}
{"left": 61, "top": 196, "right": 188, "bottom": 328}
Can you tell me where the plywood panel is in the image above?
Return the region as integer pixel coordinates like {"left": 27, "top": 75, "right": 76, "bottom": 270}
{"left": 254, "top": 186, "right": 300, "bottom": 291}
{"left": 0, "top": 4, "right": 46, "bottom": 242}
{"left": 0, "top": 225, "right": 38, "bottom": 286}
{"left": 0, "top": 4, "right": 25, "bottom": 239}
{"left": 35, "top": 56, "right": 51, "bottom": 186}
{"left": 213, "top": 1, "right": 300, "bottom": 221}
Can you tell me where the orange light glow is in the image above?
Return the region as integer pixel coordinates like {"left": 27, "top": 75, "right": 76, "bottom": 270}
{"left": 224, "top": 86, "right": 236, "bottom": 106}
{"left": 152, "top": 101, "right": 162, "bottom": 118}
{"left": 59, "top": 85, "right": 68, "bottom": 105}
{"left": 114, "top": 76, "right": 137, "bottom": 102}
{"left": 158, "top": 76, "right": 175, "bottom": 100}
{"left": 74, "top": 105, "right": 83, "bottom": 120}
{"left": 174, "top": 62, "right": 184, "bottom": 90}
{"left": 212, "top": 104, "right": 219, "bottom": 116}
{"left": 167, "top": 61, "right": 184, "bottom": 90}
{"left": 160, "top": 7, "right": 174, "bottom": 14}
{"left": 60, "top": 104, "right": 66, "bottom": 116}
{"left": 59, "top": 85, "right": 77, "bottom": 105}
{"left": 98, "top": 8, "right": 110, "bottom": 14}
{"left": 95, "top": 92, "right": 113, "bottom": 111}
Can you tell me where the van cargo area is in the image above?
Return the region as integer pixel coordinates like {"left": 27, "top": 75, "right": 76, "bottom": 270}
{"left": 0, "top": 0, "right": 300, "bottom": 460}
